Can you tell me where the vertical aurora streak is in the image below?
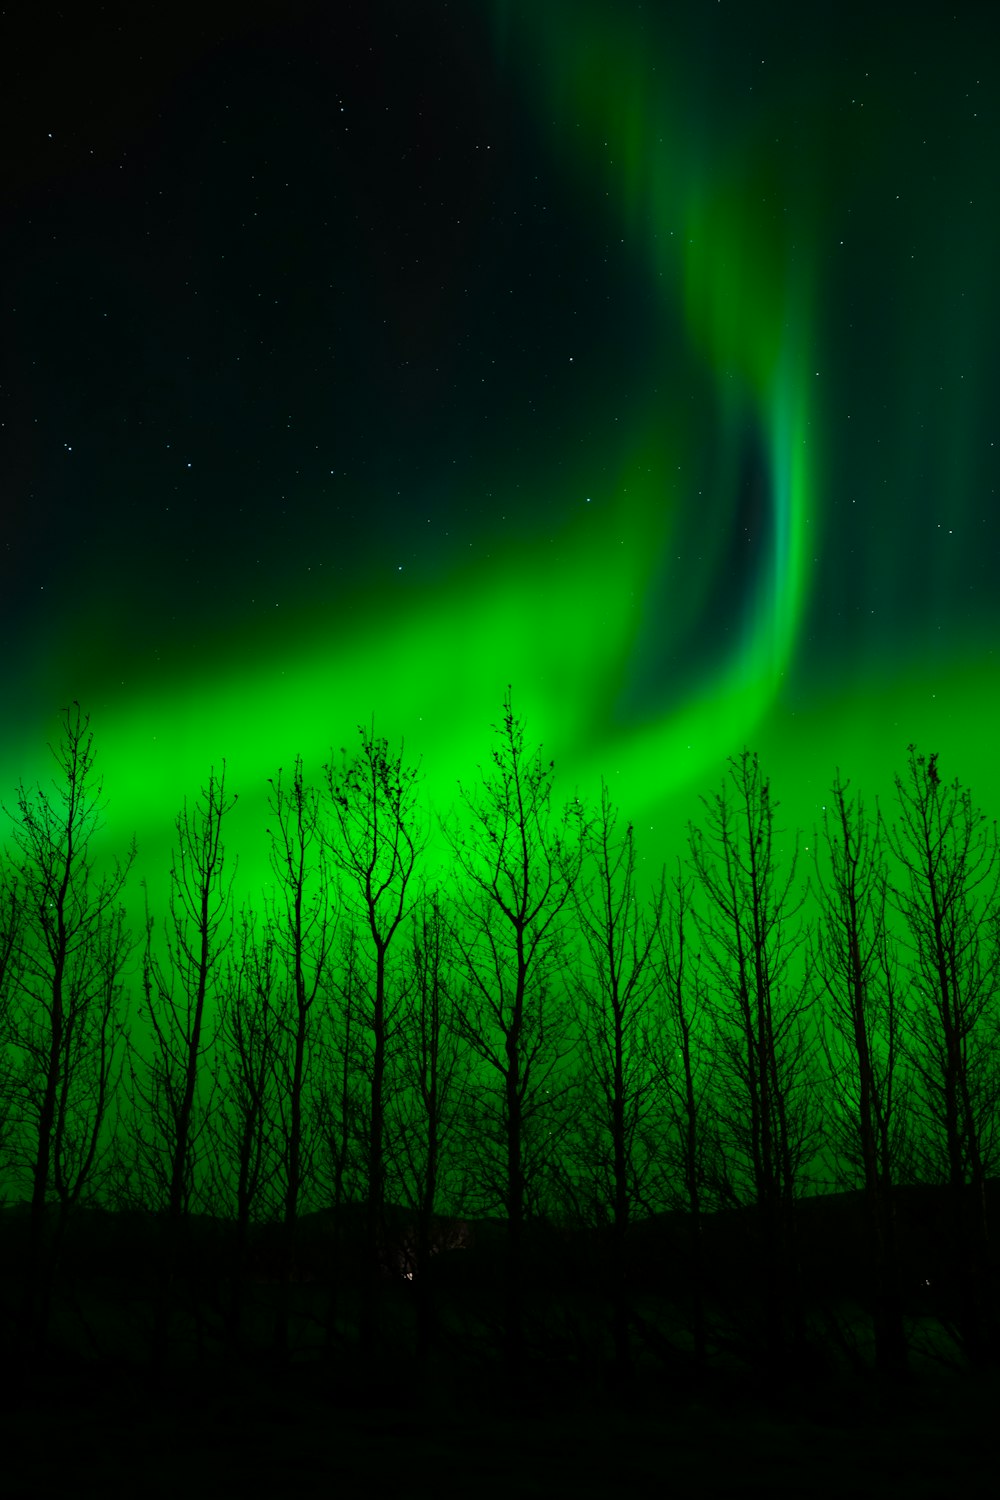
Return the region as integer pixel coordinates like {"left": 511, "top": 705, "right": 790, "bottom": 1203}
{"left": 489, "top": 0, "right": 817, "bottom": 795}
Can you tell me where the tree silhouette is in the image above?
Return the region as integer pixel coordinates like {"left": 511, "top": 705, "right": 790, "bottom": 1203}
{"left": 132, "top": 764, "right": 236, "bottom": 1374}
{"left": 888, "top": 746, "right": 1000, "bottom": 1363}
{"left": 814, "top": 773, "right": 909, "bottom": 1376}
{"left": 568, "top": 781, "right": 666, "bottom": 1384}
{"left": 265, "top": 759, "right": 335, "bottom": 1356}
{"left": 2, "top": 704, "right": 134, "bottom": 1358}
{"left": 388, "top": 885, "right": 471, "bottom": 1360}
{"left": 326, "top": 726, "right": 422, "bottom": 1358}
{"left": 313, "top": 923, "right": 366, "bottom": 1353}
{"left": 656, "top": 859, "right": 715, "bottom": 1366}
{"left": 444, "top": 690, "right": 584, "bottom": 1378}
{"left": 689, "top": 750, "right": 818, "bottom": 1368}
{"left": 10, "top": 701, "right": 1000, "bottom": 1421}
{"left": 210, "top": 906, "right": 284, "bottom": 1353}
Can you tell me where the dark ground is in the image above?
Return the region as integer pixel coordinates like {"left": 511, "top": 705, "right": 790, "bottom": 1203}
{"left": 2, "top": 1351, "right": 997, "bottom": 1498}
{"left": 1, "top": 1188, "right": 997, "bottom": 1497}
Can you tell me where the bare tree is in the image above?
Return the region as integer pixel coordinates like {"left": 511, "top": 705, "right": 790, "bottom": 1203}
{"left": 2, "top": 703, "right": 134, "bottom": 1358}
{"left": 887, "top": 747, "right": 1000, "bottom": 1363}
{"left": 388, "top": 885, "right": 472, "bottom": 1360}
{"left": 264, "top": 759, "right": 335, "bottom": 1355}
{"left": 656, "top": 860, "right": 715, "bottom": 1367}
{"left": 568, "top": 782, "right": 666, "bottom": 1383}
{"left": 688, "top": 749, "right": 818, "bottom": 1369}
{"left": 313, "top": 924, "right": 366, "bottom": 1354}
{"left": 444, "top": 691, "right": 584, "bottom": 1378}
{"left": 209, "top": 906, "right": 284, "bottom": 1352}
{"left": 132, "top": 765, "right": 236, "bottom": 1372}
{"left": 813, "top": 773, "right": 909, "bottom": 1376}
{"left": 325, "top": 725, "right": 422, "bottom": 1357}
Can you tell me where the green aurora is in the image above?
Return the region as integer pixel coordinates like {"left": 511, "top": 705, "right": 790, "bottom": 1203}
{"left": 2, "top": 0, "right": 997, "bottom": 916}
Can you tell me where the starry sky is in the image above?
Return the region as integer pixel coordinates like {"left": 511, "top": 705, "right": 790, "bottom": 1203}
{"left": 2, "top": 0, "right": 997, "bottom": 900}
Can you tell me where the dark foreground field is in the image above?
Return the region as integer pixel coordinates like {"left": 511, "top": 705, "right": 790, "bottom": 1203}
{"left": 2, "top": 1186, "right": 998, "bottom": 1497}
{"left": 2, "top": 1350, "right": 997, "bottom": 1499}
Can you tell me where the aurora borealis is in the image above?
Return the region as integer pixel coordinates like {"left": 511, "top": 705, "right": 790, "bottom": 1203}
{"left": 2, "top": 0, "right": 997, "bottom": 903}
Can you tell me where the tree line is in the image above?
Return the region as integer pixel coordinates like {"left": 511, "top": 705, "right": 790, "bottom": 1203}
{"left": 1, "top": 695, "right": 998, "bottom": 1389}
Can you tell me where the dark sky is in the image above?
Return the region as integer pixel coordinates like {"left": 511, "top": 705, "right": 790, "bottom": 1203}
{"left": 4, "top": 3, "right": 555, "bottom": 653}
{"left": 2, "top": 0, "right": 998, "bottom": 876}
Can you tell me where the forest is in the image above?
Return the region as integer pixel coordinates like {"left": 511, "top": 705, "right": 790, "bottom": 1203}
{"left": 1, "top": 696, "right": 999, "bottom": 1490}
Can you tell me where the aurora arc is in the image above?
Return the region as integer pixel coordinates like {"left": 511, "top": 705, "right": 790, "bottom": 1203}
{"left": 5, "top": 0, "right": 996, "bottom": 915}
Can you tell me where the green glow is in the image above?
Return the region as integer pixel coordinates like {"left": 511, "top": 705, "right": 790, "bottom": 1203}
{"left": 3, "top": 0, "right": 998, "bottom": 922}
{"left": 479, "top": 0, "right": 820, "bottom": 808}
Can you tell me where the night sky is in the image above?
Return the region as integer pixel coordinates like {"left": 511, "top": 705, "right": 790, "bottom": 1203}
{"left": 2, "top": 0, "right": 997, "bottom": 899}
